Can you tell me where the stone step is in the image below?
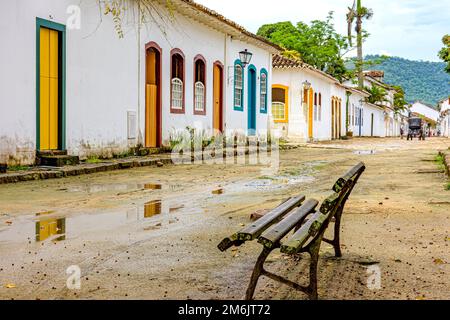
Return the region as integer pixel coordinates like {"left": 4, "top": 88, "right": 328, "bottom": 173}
{"left": 38, "top": 155, "right": 80, "bottom": 167}
{"left": 37, "top": 150, "right": 68, "bottom": 157}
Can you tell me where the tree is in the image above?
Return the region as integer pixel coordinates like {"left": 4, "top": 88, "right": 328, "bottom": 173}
{"left": 438, "top": 35, "right": 450, "bottom": 74}
{"left": 392, "top": 85, "right": 408, "bottom": 112}
{"left": 257, "top": 12, "right": 350, "bottom": 81}
{"left": 365, "top": 85, "right": 388, "bottom": 105}
{"left": 347, "top": 0, "right": 373, "bottom": 88}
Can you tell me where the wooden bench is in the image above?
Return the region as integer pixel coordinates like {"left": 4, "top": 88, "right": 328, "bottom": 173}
{"left": 218, "top": 162, "right": 366, "bottom": 300}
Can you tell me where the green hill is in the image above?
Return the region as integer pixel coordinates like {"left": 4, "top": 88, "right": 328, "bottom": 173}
{"left": 365, "top": 55, "right": 450, "bottom": 106}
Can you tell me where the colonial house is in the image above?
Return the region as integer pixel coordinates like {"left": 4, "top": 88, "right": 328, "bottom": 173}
{"left": 270, "top": 54, "right": 345, "bottom": 142}
{"left": 346, "top": 71, "right": 402, "bottom": 137}
{"left": 345, "top": 86, "right": 385, "bottom": 138}
{"left": 410, "top": 101, "right": 440, "bottom": 130}
{"left": 438, "top": 97, "right": 450, "bottom": 137}
{"left": 0, "top": 0, "right": 280, "bottom": 166}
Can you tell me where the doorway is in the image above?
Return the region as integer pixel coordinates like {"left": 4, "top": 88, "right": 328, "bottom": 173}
{"left": 37, "top": 19, "right": 66, "bottom": 151}
{"left": 145, "top": 42, "right": 162, "bottom": 148}
{"left": 308, "top": 88, "right": 314, "bottom": 140}
{"left": 248, "top": 65, "right": 257, "bottom": 135}
{"left": 213, "top": 62, "right": 224, "bottom": 133}
{"left": 371, "top": 113, "right": 374, "bottom": 136}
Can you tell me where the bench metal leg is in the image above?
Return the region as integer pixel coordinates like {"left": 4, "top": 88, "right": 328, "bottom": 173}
{"left": 332, "top": 207, "right": 343, "bottom": 258}
{"left": 245, "top": 247, "right": 272, "bottom": 300}
{"left": 307, "top": 236, "right": 322, "bottom": 300}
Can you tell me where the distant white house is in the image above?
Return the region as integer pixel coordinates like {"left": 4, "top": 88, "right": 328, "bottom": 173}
{"left": 271, "top": 54, "right": 343, "bottom": 142}
{"left": 410, "top": 101, "right": 440, "bottom": 127}
{"left": 345, "top": 86, "right": 385, "bottom": 137}
{"left": 438, "top": 97, "right": 450, "bottom": 137}
{"left": 0, "top": 0, "right": 280, "bottom": 165}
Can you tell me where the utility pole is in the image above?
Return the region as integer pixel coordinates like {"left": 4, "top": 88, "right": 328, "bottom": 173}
{"left": 356, "top": 0, "right": 364, "bottom": 89}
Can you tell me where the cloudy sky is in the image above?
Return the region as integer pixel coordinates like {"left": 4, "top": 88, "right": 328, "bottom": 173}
{"left": 195, "top": 0, "right": 449, "bottom": 62}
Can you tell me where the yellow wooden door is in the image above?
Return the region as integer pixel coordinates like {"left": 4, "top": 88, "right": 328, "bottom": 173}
{"left": 145, "top": 50, "right": 158, "bottom": 148}
{"left": 40, "top": 28, "right": 59, "bottom": 150}
{"left": 308, "top": 88, "right": 314, "bottom": 139}
{"left": 213, "top": 65, "right": 222, "bottom": 132}
{"left": 338, "top": 100, "right": 342, "bottom": 138}
{"left": 146, "top": 84, "right": 158, "bottom": 148}
{"left": 331, "top": 99, "right": 335, "bottom": 139}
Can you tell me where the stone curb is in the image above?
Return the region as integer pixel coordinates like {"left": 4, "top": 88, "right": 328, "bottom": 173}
{"left": 0, "top": 145, "right": 303, "bottom": 185}
{"left": 438, "top": 150, "right": 450, "bottom": 177}
{"left": 0, "top": 158, "right": 173, "bottom": 185}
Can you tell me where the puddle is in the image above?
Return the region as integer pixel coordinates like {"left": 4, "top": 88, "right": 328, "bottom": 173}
{"left": 0, "top": 199, "right": 189, "bottom": 245}
{"left": 354, "top": 150, "right": 376, "bottom": 155}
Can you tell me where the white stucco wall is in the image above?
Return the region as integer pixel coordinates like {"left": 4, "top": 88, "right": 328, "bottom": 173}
{"left": 272, "top": 68, "right": 338, "bottom": 142}
{"left": 0, "top": 0, "right": 273, "bottom": 165}
{"left": 410, "top": 102, "right": 440, "bottom": 122}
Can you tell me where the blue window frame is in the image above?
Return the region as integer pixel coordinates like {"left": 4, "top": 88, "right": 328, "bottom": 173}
{"left": 260, "top": 68, "right": 268, "bottom": 114}
{"left": 233, "top": 59, "right": 244, "bottom": 111}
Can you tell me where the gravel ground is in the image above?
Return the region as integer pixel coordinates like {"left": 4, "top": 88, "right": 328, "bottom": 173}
{"left": 0, "top": 137, "right": 449, "bottom": 300}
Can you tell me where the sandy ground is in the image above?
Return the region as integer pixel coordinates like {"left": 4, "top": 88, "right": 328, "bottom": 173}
{"left": 0, "top": 137, "right": 449, "bottom": 300}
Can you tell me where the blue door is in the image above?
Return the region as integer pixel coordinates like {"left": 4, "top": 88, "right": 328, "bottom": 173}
{"left": 248, "top": 66, "right": 257, "bottom": 135}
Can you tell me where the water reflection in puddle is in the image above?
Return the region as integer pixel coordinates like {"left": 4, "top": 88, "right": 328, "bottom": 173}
{"left": 354, "top": 150, "right": 376, "bottom": 155}
{"left": 144, "top": 200, "right": 162, "bottom": 218}
{"left": 212, "top": 188, "right": 224, "bottom": 195}
{"left": 144, "top": 184, "right": 162, "bottom": 190}
{"left": 35, "top": 217, "right": 66, "bottom": 242}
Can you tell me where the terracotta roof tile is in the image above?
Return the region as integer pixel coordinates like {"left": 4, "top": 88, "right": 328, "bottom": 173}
{"left": 272, "top": 54, "right": 339, "bottom": 83}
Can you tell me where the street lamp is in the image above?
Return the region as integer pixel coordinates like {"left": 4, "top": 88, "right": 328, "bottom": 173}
{"left": 239, "top": 49, "right": 253, "bottom": 68}
{"left": 302, "top": 80, "right": 311, "bottom": 91}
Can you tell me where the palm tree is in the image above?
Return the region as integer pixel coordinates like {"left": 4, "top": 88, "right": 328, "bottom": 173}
{"left": 365, "top": 85, "right": 388, "bottom": 105}
{"left": 347, "top": 0, "right": 373, "bottom": 88}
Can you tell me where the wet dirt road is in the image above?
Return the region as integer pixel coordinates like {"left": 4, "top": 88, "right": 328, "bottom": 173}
{"left": 0, "top": 137, "right": 449, "bottom": 300}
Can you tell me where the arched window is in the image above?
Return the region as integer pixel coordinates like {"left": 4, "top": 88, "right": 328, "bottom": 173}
{"left": 272, "top": 85, "right": 289, "bottom": 123}
{"left": 234, "top": 60, "right": 244, "bottom": 111}
{"left": 170, "top": 49, "right": 185, "bottom": 113}
{"left": 193, "top": 55, "right": 206, "bottom": 115}
{"left": 260, "top": 69, "right": 268, "bottom": 113}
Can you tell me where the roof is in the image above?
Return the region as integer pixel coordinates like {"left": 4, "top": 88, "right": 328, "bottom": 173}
{"left": 341, "top": 85, "right": 370, "bottom": 97}
{"left": 364, "top": 70, "right": 385, "bottom": 78}
{"left": 164, "top": 0, "right": 282, "bottom": 53}
{"left": 272, "top": 54, "right": 340, "bottom": 83}
{"left": 412, "top": 101, "right": 439, "bottom": 111}
{"left": 364, "top": 75, "right": 395, "bottom": 91}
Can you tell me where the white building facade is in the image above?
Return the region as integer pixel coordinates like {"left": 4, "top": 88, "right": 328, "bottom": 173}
{"left": 438, "top": 97, "right": 450, "bottom": 137}
{"left": 0, "top": 0, "right": 279, "bottom": 165}
{"left": 271, "top": 55, "right": 345, "bottom": 142}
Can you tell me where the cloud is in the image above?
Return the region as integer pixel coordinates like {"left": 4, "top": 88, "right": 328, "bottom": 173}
{"left": 194, "top": 0, "right": 449, "bottom": 61}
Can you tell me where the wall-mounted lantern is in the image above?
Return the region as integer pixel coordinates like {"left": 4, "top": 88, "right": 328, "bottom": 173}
{"left": 302, "top": 80, "right": 312, "bottom": 91}
{"left": 239, "top": 49, "right": 253, "bottom": 68}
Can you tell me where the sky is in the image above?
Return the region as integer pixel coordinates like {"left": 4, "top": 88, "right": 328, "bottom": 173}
{"left": 195, "top": 0, "right": 450, "bottom": 62}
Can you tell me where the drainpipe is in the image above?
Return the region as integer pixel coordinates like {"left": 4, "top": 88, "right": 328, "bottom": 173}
{"left": 223, "top": 33, "right": 228, "bottom": 134}
{"left": 136, "top": 1, "right": 143, "bottom": 147}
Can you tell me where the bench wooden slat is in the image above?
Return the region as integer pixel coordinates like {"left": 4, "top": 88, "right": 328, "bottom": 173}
{"left": 237, "top": 195, "right": 305, "bottom": 241}
{"left": 281, "top": 210, "right": 331, "bottom": 255}
{"left": 332, "top": 162, "right": 365, "bottom": 193}
{"left": 217, "top": 196, "right": 305, "bottom": 252}
{"left": 258, "top": 199, "right": 318, "bottom": 249}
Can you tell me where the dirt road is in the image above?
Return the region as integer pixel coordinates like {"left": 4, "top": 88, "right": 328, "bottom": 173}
{"left": 0, "top": 137, "right": 449, "bottom": 300}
